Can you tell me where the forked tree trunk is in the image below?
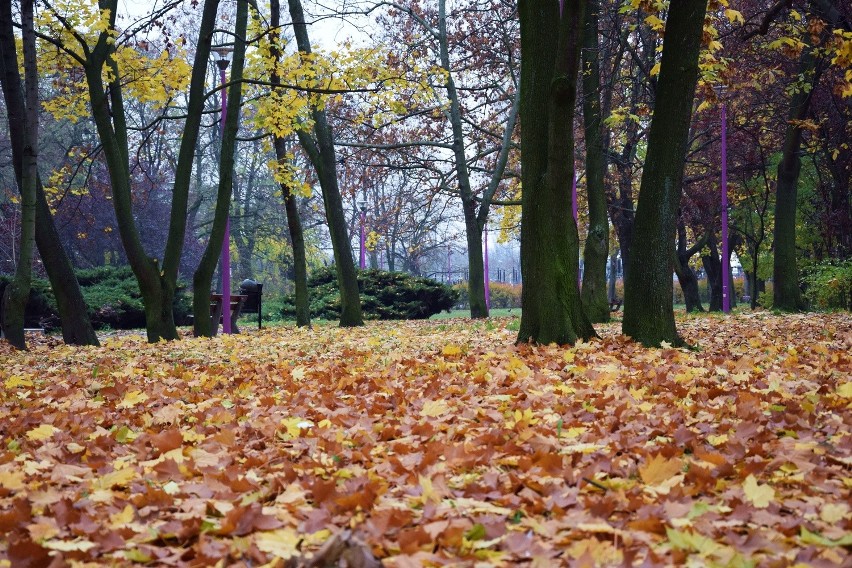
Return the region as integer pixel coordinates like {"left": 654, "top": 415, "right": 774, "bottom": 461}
{"left": 622, "top": 0, "right": 708, "bottom": 347}
{"left": 517, "top": 0, "right": 595, "bottom": 345}
{"left": 0, "top": 0, "right": 98, "bottom": 346}
{"left": 193, "top": 0, "right": 247, "bottom": 336}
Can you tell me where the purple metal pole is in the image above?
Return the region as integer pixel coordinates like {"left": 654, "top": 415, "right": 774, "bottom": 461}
{"left": 484, "top": 224, "right": 490, "bottom": 310}
{"left": 573, "top": 169, "right": 580, "bottom": 287}
{"left": 721, "top": 100, "right": 731, "bottom": 313}
{"left": 359, "top": 208, "right": 366, "bottom": 270}
{"left": 219, "top": 63, "right": 231, "bottom": 334}
{"left": 447, "top": 244, "right": 451, "bottom": 283}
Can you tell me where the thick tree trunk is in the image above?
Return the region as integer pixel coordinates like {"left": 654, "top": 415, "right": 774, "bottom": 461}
{"left": 288, "top": 0, "right": 363, "bottom": 327}
{"left": 623, "top": 0, "right": 708, "bottom": 347}
{"left": 773, "top": 45, "right": 820, "bottom": 312}
{"left": 193, "top": 0, "right": 247, "bottom": 337}
{"left": 0, "top": 0, "right": 37, "bottom": 349}
{"left": 517, "top": 0, "right": 595, "bottom": 345}
{"left": 579, "top": 0, "right": 610, "bottom": 323}
{"left": 0, "top": 0, "right": 98, "bottom": 346}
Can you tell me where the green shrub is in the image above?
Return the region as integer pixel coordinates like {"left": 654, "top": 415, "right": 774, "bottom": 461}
{"left": 1, "top": 265, "right": 191, "bottom": 330}
{"left": 280, "top": 268, "right": 458, "bottom": 321}
{"left": 801, "top": 260, "right": 851, "bottom": 311}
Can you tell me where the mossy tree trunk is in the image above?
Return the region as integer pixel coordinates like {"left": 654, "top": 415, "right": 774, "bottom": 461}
{"left": 288, "top": 0, "right": 363, "bottom": 327}
{"left": 74, "top": 0, "right": 220, "bottom": 342}
{"left": 0, "top": 0, "right": 37, "bottom": 350}
{"left": 0, "top": 0, "right": 98, "bottom": 346}
{"left": 622, "top": 0, "right": 708, "bottom": 347}
{"left": 580, "top": 0, "right": 610, "bottom": 323}
{"left": 517, "top": 0, "right": 596, "bottom": 345}
{"left": 773, "top": 44, "right": 821, "bottom": 312}
{"left": 192, "top": 0, "right": 248, "bottom": 337}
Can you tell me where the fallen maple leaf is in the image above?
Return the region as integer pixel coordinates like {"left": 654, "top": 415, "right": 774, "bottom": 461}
{"left": 742, "top": 474, "right": 775, "bottom": 508}
{"left": 639, "top": 454, "right": 682, "bottom": 485}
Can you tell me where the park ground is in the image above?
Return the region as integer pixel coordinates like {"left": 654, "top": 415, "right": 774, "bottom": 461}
{"left": 0, "top": 311, "right": 850, "bottom": 566}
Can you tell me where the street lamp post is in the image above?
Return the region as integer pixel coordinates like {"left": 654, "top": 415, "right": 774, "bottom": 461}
{"left": 214, "top": 45, "right": 233, "bottom": 333}
{"left": 484, "top": 223, "right": 490, "bottom": 310}
{"left": 447, "top": 244, "right": 451, "bottom": 283}
{"left": 717, "top": 85, "right": 731, "bottom": 313}
{"left": 358, "top": 201, "right": 367, "bottom": 270}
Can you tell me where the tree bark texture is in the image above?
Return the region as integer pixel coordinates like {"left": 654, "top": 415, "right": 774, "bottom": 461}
{"left": 622, "top": 0, "right": 708, "bottom": 347}
{"left": 267, "top": 0, "right": 311, "bottom": 327}
{"left": 0, "top": 0, "right": 98, "bottom": 346}
{"left": 773, "top": 44, "right": 820, "bottom": 312}
{"left": 517, "top": 0, "right": 596, "bottom": 345}
{"left": 288, "top": 0, "right": 363, "bottom": 327}
{"left": 580, "top": 0, "right": 610, "bottom": 323}
{"left": 83, "top": 0, "right": 220, "bottom": 342}
{"left": 0, "top": 0, "right": 37, "bottom": 349}
{"left": 193, "top": 0, "right": 247, "bottom": 336}
{"left": 674, "top": 224, "right": 705, "bottom": 313}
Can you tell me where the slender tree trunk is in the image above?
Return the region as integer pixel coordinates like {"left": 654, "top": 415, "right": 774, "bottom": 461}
{"left": 773, "top": 44, "right": 820, "bottom": 312}
{"left": 674, "top": 224, "right": 705, "bottom": 313}
{"left": 0, "top": 0, "right": 98, "bottom": 346}
{"left": 580, "top": 0, "right": 610, "bottom": 323}
{"left": 702, "top": 235, "right": 722, "bottom": 312}
{"left": 1, "top": 0, "right": 37, "bottom": 349}
{"left": 623, "top": 0, "right": 708, "bottom": 347}
{"left": 82, "top": 0, "right": 219, "bottom": 342}
{"left": 288, "top": 0, "right": 363, "bottom": 327}
{"left": 608, "top": 252, "right": 618, "bottom": 302}
{"left": 275, "top": 138, "right": 311, "bottom": 327}
{"left": 517, "top": 0, "right": 595, "bottom": 345}
{"left": 193, "top": 0, "right": 247, "bottom": 337}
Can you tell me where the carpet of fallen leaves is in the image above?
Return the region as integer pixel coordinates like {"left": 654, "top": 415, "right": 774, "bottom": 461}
{"left": 1, "top": 311, "right": 850, "bottom": 567}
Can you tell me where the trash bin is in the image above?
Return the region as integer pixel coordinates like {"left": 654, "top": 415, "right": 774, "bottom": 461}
{"left": 239, "top": 279, "right": 263, "bottom": 329}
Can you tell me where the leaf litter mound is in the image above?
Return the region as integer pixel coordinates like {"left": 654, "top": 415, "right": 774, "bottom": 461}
{"left": 1, "top": 312, "right": 850, "bottom": 566}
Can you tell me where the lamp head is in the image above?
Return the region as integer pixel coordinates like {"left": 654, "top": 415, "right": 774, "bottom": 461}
{"left": 212, "top": 46, "right": 233, "bottom": 70}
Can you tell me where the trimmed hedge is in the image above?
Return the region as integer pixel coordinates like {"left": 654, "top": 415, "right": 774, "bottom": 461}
{"left": 280, "top": 267, "right": 458, "bottom": 321}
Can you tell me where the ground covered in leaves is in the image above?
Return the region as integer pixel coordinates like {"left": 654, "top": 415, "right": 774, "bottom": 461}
{"left": 1, "top": 312, "right": 850, "bottom": 566}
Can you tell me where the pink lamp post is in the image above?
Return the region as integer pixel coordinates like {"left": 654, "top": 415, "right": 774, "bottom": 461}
{"left": 718, "top": 86, "right": 731, "bottom": 313}
{"left": 358, "top": 201, "right": 367, "bottom": 270}
{"left": 214, "top": 45, "right": 233, "bottom": 333}
{"left": 484, "top": 223, "right": 490, "bottom": 309}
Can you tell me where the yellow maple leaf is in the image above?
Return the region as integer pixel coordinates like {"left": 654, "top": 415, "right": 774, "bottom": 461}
{"left": 0, "top": 468, "right": 26, "bottom": 490}
{"left": 420, "top": 399, "right": 450, "bottom": 417}
{"left": 442, "top": 344, "right": 462, "bottom": 356}
{"left": 837, "top": 382, "right": 852, "bottom": 398}
{"left": 26, "top": 424, "right": 60, "bottom": 441}
{"left": 743, "top": 474, "right": 775, "bottom": 508}
{"left": 91, "top": 467, "right": 136, "bottom": 491}
{"left": 4, "top": 375, "right": 33, "bottom": 389}
{"left": 639, "top": 454, "right": 682, "bottom": 485}
{"left": 118, "top": 390, "right": 149, "bottom": 409}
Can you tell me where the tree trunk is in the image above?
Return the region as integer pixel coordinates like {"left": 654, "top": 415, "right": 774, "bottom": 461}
{"left": 608, "top": 252, "right": 618, "bottom": 302}
{"left": 622, "top": 0, "right": 708, "bottom": 347}
{"left": 1, "top": 0, "right": 37, "bottom": 349}
{"left": 193, "top": 0, "right": 247, "bottom": 337}
{"left": 702, "top": 235, "right": 722, "bottom": 312}
{"left": 82, "top": 0, "right": 219, "bottom": 342}
{"left": 673, "top": 223, "right": 706, "bottom": 313}
{"left": 288, "top": 0, "right": 363, "bottom": 327}
{"left": 773, "top": 44, "right": 820, "bottom": 312}
{"left": 579, "top": 0, "right": 610, "bottom": 323}
{"left": 0, "top": 0, "right": 98, "bottom": 346}
{"left": 517, "top": 0, "right": 595, "bottom": 345}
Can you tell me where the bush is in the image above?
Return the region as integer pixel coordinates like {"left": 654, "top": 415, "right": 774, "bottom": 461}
{"left": 489, "top": 282, "right": 522, "bottom": 308}
{"left": 1, "top": 265, "right": 192, "bottom": 330}
{"left": 280, "top": 268, "right": 458, "bottom": 321}
{"left": 801, "top": 260, "right": 851, "bottom": 311}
